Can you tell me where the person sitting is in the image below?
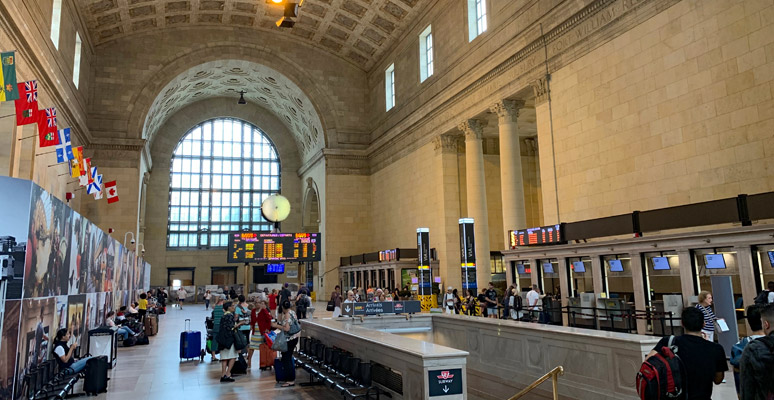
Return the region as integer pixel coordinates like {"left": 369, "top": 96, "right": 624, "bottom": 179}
{"left": 52, "top": 329, "right": 78, "bottom": 370}
{"left": 126, "top": 302, "right": 139, "bottom": 316}
{"left": 105, "top": 311, "right": 138, "bottom": 341}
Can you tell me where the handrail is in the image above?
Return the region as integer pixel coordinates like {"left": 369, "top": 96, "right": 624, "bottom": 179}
{"left": 508, "top": 366, "right": 564, "bottom": 400}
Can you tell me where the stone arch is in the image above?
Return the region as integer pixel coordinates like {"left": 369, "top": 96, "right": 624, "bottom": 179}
{"left": 125, "top": 42, "right": 339, "bottom": 158}
{"left": 302, "top": 177, "right": 321, "bottom": 231}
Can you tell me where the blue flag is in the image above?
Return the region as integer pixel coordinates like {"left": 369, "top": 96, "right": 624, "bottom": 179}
{"left": 55, "top": 128, "right": 73, "bottom": 163}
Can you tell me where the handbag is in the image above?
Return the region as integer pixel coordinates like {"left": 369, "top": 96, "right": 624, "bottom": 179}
{"left": 326, "top": 300, "right": 335, "bottom": 312}
{"left": 271, "top": 330, "right": 288, "bottom": 352}
{"left": 287, "top": 315, "right": 301, "bottom": 336}
{"left": 233, "top": 329, "right": 248, "bottom": 351}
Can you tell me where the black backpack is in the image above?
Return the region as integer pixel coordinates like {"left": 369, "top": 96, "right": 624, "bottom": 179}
{"left": 636, "top": 336, "right": 684, "bottom": 400}
{"left": 514, "top": 295, "right": 523, "bottom": 311}
{"left": 754, "top": 290, "right": 771, "bottom": 305}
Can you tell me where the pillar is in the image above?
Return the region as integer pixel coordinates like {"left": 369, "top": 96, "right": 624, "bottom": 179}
{"left": 735, "top": 246, "right": 757, "bottom": 310}
{"left": 591, "top": 256, "right": 604, "bottom": 298}
{"left": 490, "top": 100, "right": 527, "bottom": 242}
{"left": 458, "top": 119, "right": 491, "bottom": 290}
{"left": 433, "top": 133, "right": 463, "bottom": 292}
{"left": 677, "top": 250, "right": 696, "bottom": 306}
{"left": 630, "top": 254, "right": 648, "bottom": 334}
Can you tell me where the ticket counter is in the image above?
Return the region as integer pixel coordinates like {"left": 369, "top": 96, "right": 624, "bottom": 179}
{"left": 754, "top": 245, "right": 774, "bottom": 293}
{"left": 509, "top": 260, "right": 532, "bottom": 293}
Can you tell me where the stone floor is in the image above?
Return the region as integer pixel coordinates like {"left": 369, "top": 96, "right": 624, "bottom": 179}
{"left": 93, "top": 302, "right": 340, "bottom": 400}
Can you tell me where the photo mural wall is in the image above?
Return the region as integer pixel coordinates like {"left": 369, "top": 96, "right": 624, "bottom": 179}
{"left": 0, "top": 177, "right": 150, "bottom": 400}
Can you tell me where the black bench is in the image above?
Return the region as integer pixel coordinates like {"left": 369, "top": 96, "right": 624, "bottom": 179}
{"left": 294, "top": 337, "right": 391, "bottom": 400}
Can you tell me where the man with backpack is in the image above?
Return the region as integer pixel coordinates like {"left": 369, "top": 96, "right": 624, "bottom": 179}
{"left": 731, "top": 305, "right": 766, "bottom": 397}
{"left": 739, "top": 303, "right": 774, "bottom": 400}
{"left": 754, "top": 281, "right": 774, "bottom": 305}
{"left": 641, "top": 307, "right": 727, "bottom": 400}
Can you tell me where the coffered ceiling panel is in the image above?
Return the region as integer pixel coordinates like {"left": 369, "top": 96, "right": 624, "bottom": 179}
{"left": 74, "top": 0, "right": 432, "bottom": 70}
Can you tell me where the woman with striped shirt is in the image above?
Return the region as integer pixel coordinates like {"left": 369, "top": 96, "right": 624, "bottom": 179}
{"left": 696, "top": 291, "right": 718, "bottom": 341}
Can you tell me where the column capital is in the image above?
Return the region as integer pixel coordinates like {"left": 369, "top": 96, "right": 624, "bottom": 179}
{"left": 432, "top": 133, "right": 462, "bottom": 155}
{"left": 457, "top": 119, "right": 484, "bottom": 140}
{"left": 489, "top": 99, "right": 526, "bottom": 123}
{"left": 531, "top": 77, "right": 550, "bottom": 105}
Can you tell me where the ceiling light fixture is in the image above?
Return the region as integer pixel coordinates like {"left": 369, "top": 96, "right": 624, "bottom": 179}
{"left": 237, "top": 90, "right": 247, "bottom": 104}
{"left": 274, "top": 0, "right": 303, "bottom": 28}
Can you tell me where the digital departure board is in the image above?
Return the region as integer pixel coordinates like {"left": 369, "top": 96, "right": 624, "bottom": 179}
{"left": 509, "top": 224, "right": 566, "bottom": 247}
{"left": 228, "top": 232, "right": 321, "bottom": 263}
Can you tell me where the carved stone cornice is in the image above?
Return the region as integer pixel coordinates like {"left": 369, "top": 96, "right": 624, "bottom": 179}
{"left": 531, "top": 77, "right": 550, "bottom": 105}
{"left": 490, "top": 99, "right": 526, "bottom": 123}
{"left": 457, "top": 119, "right": 484, "bottom": 141}
{"left": 432, "top": 134, "right": 462, "bottom": 155}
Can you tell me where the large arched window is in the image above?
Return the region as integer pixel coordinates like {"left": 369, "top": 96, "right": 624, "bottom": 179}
{"left": 167, "top": 118, "right": 280, "bottom": 248}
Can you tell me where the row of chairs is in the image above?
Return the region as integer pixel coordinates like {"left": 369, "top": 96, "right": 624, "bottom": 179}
{"left": 26, "top": 357, "right": 91, "bottom": 400}
{"left": 295, "top": 337, "right": 391, "bottom": 400}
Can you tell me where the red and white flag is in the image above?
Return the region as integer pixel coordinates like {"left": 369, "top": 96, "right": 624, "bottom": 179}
{"left": 105, "top": 180, "right": 119, "bottom": 204}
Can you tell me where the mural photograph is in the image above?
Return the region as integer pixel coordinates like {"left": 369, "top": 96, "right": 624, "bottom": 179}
{"left": 0, "top": 178, "right": 32, "bottom": 300}
{"left": 24, "top": 186, "right": 73, "bottom": 298}
{"left": 0, "top": 300, "right": 21, "bottom": 400}
{"left": 66, "top": 294, "right": 86, "bottom": 356}
{"left": 15, "top": 297, "right": 55, "bottom": 400}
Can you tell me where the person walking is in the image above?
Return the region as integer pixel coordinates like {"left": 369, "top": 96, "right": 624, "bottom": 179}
{"left": 739, "top": 304, "right": 774, "bottom": 400}
{"left": 279, "top": 283, "right": 292, "bottom": 310}
{"left": 177, "top": 287, "right": 187, "bottom": 310}
{"left": 331, "top": 286, "right": 342, "bottom": 318}
{"left": 272, "top": 300, "right": 301, "bottom": 387}
{"left": 295, "top": 292, "right": 311, "bottom": 319}
{"left": 647, "top": 307, "right": 727, "bottom": 400}
{"left": 204, "top": 290, "right": 212, "bottom": 310}
{"left": 696, "top": 291, "right": 718, "bottom": 341}
{"left": 268, "top": 289, "right": 279, "bottom": 318}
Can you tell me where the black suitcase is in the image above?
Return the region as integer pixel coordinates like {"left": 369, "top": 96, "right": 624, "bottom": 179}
{"left": 231, "top": 354, "right": 248, "bottom": 375}
{"left": 83, "top": 356, "right": 109, "bottom": 395}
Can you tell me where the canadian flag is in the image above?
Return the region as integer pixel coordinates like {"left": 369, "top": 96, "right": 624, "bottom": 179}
{"left": 105, "top": 180, "right": 119, "bottom": 204}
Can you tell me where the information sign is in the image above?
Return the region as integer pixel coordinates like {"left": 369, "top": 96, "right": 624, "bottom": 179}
{"left": 428, "top": 368, "right": 463, "bottom": 397}
{"left": 509, "top": 224, "right": 566, "bottom": 247}
{"left": 228, "top": 232, "right": 320, "bottom": 262}
{"left": 459, "top": 219, "right": 477, "bottom": 291}
{"left": 340, "top": 301, "right": 421, "bottom": 316}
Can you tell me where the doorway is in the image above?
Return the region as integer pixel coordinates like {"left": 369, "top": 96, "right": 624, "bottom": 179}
{"left": 167, "top": 267, "right": 195, "bottom": 287}
{"left": 211, "top": 267, "right": 237, "bottom": 285}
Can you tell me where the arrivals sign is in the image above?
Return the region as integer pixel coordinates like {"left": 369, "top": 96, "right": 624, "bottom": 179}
{"left": 428, "top": 368, "right": 463, "bottom": 397}
{"left": 340, "top": 301, "right": 422, "bottom": 316}
{"left": 459, "top": 219, "right": 477, "bottom": 291}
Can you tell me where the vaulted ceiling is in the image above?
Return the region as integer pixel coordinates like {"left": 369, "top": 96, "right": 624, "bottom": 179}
{"left": 74, "top": 0, "right": 432, "bottom": 70}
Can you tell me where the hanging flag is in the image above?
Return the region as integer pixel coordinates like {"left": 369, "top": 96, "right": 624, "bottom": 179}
{"left": 87, "top": 168, "right": 101, "bottom": 194}
{"left": 14, "top": 80, "right": 37, "bottom": 125}
{"left": 94, "top": 190, "right": 103, "bottom": 200}
{"left": 78, "top": 157, "right": 91, "bottom": 187}
{"left": 55, "top": 128, "right": 74, "bottom": 164}
{"left": 105, "top": 180, "right": 119, "bottom": 204}
{"left": 92, "top": 175, "right": 104, "bottom": 200}
{"left": 37, "top": 107, "right": 59, "bottom": 147}
{"left": 70, "top": 146, "right": 84, "bottom": 178}
{"left": 0, "top": 52, "right": 20, "bottom": 102}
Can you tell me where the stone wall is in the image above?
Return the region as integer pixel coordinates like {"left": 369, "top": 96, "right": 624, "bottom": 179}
{"left": 540, "top": 0, "right": 774, "bottom": 223}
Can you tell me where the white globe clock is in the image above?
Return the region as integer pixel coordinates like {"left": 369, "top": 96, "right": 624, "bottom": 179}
{"left": 261, "top": 194, "right": 291, "bottom": 223}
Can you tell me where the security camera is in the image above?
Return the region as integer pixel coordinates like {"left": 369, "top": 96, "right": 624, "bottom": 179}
{"left": 130, "top": 239, "right": 136, "bottom": 245}
{"left": 141, "top": 249, "right": 146, "bottom": 254}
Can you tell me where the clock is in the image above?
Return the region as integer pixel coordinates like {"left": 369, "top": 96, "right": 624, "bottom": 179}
{"left": 261, "top": 194, "right": 291, "bottom": 223}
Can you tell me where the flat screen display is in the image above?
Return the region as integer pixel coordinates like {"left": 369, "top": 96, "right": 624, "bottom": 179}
{"left": 516, "top": 264, "right": 526, "bottom": 275}
{"left": 510, "top": 224, "right": 565, "bottom": 247}
{"left": 228, "top": 232, "right": 321, "bottom": 263}
{"left": 768, "top": 251, "right": 774, "bottom": 266}
{"left": 652, "top": 257, "right": 671, "bottom": 270}
{"left": 266, "top": 263, "right": 285, "bottom": 274}
{"left": 572, "top": 261, "right": 586, "bottom": 273}
{"left": 543, "top": 263, "right": 554, "bottom": 274}
{"left": 704, "top": 254, "right": 727, "bottom": 269}
{"left": 608, "top": 259, "right": 624, "bottom": 272}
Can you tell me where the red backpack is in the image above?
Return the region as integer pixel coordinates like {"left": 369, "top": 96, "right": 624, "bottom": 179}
{"left": 636, "top": 336, "right": 684, "bottom": 400}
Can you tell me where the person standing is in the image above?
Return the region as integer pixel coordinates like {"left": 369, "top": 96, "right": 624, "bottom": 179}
{"left": 204, "top": 290, "right": 212, "bottom": 310}
{"left": 279, "top": 283, "right": 292, "bottom": 310}
{"left": 177, "top": 287, "right": 187, "bottom": 310}
{"left": 209, "top": 296, "right": 225, "bottom": 362}
{"left": 216, "top": 301, "right": 247, "bottom": 383}
{"left": 452, "top": 289, "right": 462, "bottom": 314}
{"left": 731, "top": 305, "right": 766, "bottom": 397}
{"left": 272, "top": 300, "right": 300, "bottom": 387}
{"left": 137, "top": 293, "right": 148, "bottom": 321}
{"left": 235, "top": 295, "right": 251, "bottom": 348}
{"left": 696, "top": 291, "right": 718, "bottom": 341}
{"left": 331, "top": 286, "right": 342, "bottom": 318}
{"left": 158, "top": 288, "right": 168, "bottom": 308}
{"left": 527, "top": 284, "right": 541, "bottom": 321}
{"left": 502, "top": 285, "right": 515, "bottom": 319}
{"left": 295, "top": 293, "right": 310, "bottom": 319}
{"left": 248, "top": 299, "right": 273, "bottom": 370}
{"left": 647, "top": 307, "right": 727, "bottom": 400}
{"left": 268, "top": 289, "right": 279, "bottom": 318}
{"left": 739, "top": 304, "right": 774, "bottom": 400}
{"left": 485, "top": 283, "right": 499, "bottom": 319}
{"left": 297, "top": 283, "right": 310, "bottom": 297}
{"left": 443, "top": 287, "right": 455, "bottom": 315}
{"left": 754, "top": 281, "right": 774, "bottom": 305}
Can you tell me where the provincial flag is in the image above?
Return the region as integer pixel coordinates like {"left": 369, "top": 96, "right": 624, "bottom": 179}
{"left": 55, "top": 128, "right": 74, "bottom": 164}
{"left": 105, "top": 181, "right": 119, "bottom": 204}
{"left": 87, "top": 170, "right": 102, "bottom": 195}
{"left": 0, "top": 51, "right": 20, "bottom": 102}
{"left": 78, "top": 158, "right": 91, "bottom": 187}
{"left": 94, "top": 190, "right": 103, "bottom": 200}
{"left": 14, "top": 80, "right": 38, "bottom": 125}
{"left": 37, "top": 107, "right": 59, "bottom": 147}
{"left": 70, "top": 146, "right": 84, "bottom": 178}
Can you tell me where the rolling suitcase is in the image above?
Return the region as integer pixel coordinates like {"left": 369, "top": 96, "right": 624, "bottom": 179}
{"left": 179, "top": 319, "right": 201, "bottom": 361}
{"left": 274, "top": 357, "right": 295, "bottom": 382}
{"left": 144, "top": 315, "right": 158, "bottom": 336}
{"left": 83, "top": 356, "right": 109, "bottom": 395}
{"left": 259, "top": 343, "right": 274, "bottom": 369}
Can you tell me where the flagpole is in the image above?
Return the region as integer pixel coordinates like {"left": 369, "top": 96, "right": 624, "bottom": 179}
{"left": 0, "top": 113, "right": 15, "bottom": 119}
{"left": 38, "top": 149, "right": 58, "bottom": 156}
{"left": 16, "top": 135, "right": 37, "bottom": 141}
{"left": 66, "top": 180, "right": 80, "bottom": 184}
{"left": 47, "top": 162, "right": 66, "bottom": 168}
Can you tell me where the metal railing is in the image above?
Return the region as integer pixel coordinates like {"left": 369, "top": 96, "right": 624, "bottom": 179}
{"left": 508, "top": 366, "right": 564, "bottom": 400}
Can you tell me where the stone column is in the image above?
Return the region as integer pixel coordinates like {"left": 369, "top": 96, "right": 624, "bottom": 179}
{"left": 677, "top": 250, "right": 696, "bottom": 306}
{"left": 433, "top": 133, "right": 463, "bottom": 292}
{"left": 591, "top": 256, "right": 604, "bottom": 298}
{"left": 630, "top": 254, "right": 648, "bottom": 334}
{"left": 490, "top": 100, "right": 527, "bottom": 242}
{"left": 458, "top": 119, "right": 492, "bottom": 290}
{"left": 734, "top": 246, "right": 757, "bottom": 310}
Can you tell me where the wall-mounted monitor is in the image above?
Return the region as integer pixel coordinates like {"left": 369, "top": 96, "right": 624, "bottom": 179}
{"left": 572, "top": 261, "right": 586, "bottom": 273}
{"left": 704, "top": 254, "right": 727, "bottom": 269}
{"left": 768, "top": 251, "right": 774, "bottom": 267}
{"left": 608, "top": 259, "right": 624, "bottom": 272}
{"left": 266, "top": 263, "right": 285, "bottom": 274}
{"left": 543, "top": 263, "right": 554, "bottom": 274}
{"left": 516, "top": 264, "right": 526, "bottom": 275}
{"left": 652, "top": 257, "right": 671, "bottom": 270}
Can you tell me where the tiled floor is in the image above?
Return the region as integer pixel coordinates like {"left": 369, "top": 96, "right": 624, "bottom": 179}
{"left": 94, "top": 303, "right": 339, "bottom": 400}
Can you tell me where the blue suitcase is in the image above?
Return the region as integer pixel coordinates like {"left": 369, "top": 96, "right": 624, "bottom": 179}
{"left": 180, "top": 319, "right": 201, "bottom": 361}
{"left": 274, "top": 357, "right": 295, "bottom": 382}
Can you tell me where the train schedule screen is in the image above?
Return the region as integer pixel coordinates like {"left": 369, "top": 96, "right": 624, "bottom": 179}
{"left": 228, "top": 232, "right": 321, "bottom": 263}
